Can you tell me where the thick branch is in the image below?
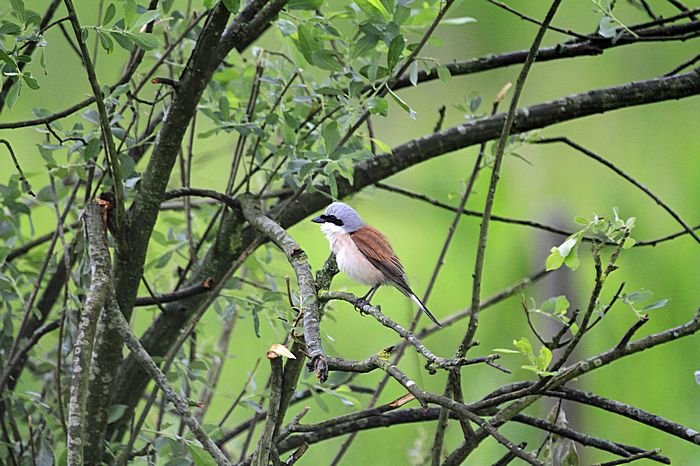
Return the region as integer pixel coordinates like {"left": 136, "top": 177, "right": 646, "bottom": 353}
{"left": 85, "top": 5, "right": 234, "bottom": 459}
{"left": 105, "top": 297, "right": 231, "bottom": 466}
{"left": 66, "top": 201, "right": 110, "bottom": 465}
{"left": 391, "top": 20, "right": 700, "bottom": 91}
{"left": 273, "top": 69, "right": 700, "bottom": 228}
{"left": 239, "top": 196, "right": 326, "bottom": 381}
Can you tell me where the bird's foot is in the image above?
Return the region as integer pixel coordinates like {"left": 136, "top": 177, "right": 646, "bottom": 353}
{"left": 354, "top": 299, "right": 380, "bottom": 316}
{"left": 354, "top": 299, "right": 369, "bottom": 315}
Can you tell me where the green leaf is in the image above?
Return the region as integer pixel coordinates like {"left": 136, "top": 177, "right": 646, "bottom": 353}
{"left": 641, "top": 299, "right": 669, "bottom": 311}
{"left": 10, "top": 0, "right": 26, "bottom": 25}
{"left": 328, "top": 171, "right": 338, "bottom": 198}
{"left": 367, "top": 97, "right": 388, "bottom": 117}
{"left": 352, "top": 33, "right": 379, "bottom": 59}
{"left": 22, "top": 73, "right": 39, "bottom": 90}
{"left": 408, "top": 60, "right": 419, "bottom": 86}
{"left": 288, "top": 0, "right": 323, "bottom": 9}
{"left": 0, "top": 22, "right": 21, "bottom": 35}
{"left": 276, "top": 19, "right": 296, "bottom": 36}
{"left": 469, "top": 95, "right": 482, "bottom": 113}
{"left": 355, "top": 0, "right": 391, "bottom": 20}
{"left": 0, "top": 49, "right": 18, "bottom": 70}
{"left": 370, "top": 138, "right": 391, "bottom": 153}
{"left": 436, "top": 63, "right": 451, "bottom": 83}
{"left": 222, "top": 0, "right": 240, "bottom": 13}
{"left": 311, "top": 50, "right": 343, "bottom": 71}
{"left": 625, "top": 290, "right": 653, "bottom": 304}
{"left": 218, "top": 96, "right": 230, "bottom": 120}
{"left": 387, "top": 34, "right": 404, "bottom": 71}
{"left": 188, "top": 445, "right": 217, "bottom": 466}
{"left": 394, "top": 5, "right": 410, "bottom": 24}
{"left": 107, "top": 404, "right": 128, "bottom": 423}
{"left": 297, "top": 23, "right": 323, "bottom": 65}
{"left": 335, "top": 158, "right": 354, "bottom": 184}
{"left": 126, "top": 31, "right": 159, "bottom": 50}
{"left": 514, "top": 340, "right": 532, "bottom": 356}
{"left": 386, "top": 87, "right": 416, "bottom": 119}
{"left": 598, "top": 16, "right": 617, "bottom": 38}
{"left": 322, "top": 121, "right": 340, "bottom": 154}
{"left": 130, "top": 9, "right": 161, "bottom": 31}
{"left": 492, "top": 348, "right": 520, "bottom": 354}
{"left": 123, "top": 0, "right": 138, "bottom": 29}
{"left": 545, "top": 247, "right": 565, "bottom": 271}
{"left": 39, "top": 47, "right": 47, "bottom": 73}
{"left": 103, "top": 3, "right": 116, "bottom": 25}
{"left": 97, "top": 31, "right": 114, "bottom": 54}
{"left": 536, "top": 346, "right": 552, "bottom": 371}
{"left": 441, "top": 17, "right": 477, "bottom": 25}
{"left": 622, "top": 236, "right": 636, "bottom": 249}
{"left": 557, "top": 236, "right": 578, "bottom": 257}
{"left": 111, "top": 31, "right": 134, "bottom": 51}
{"left": 541, "top": 296, "right": 570, "bottom": 315}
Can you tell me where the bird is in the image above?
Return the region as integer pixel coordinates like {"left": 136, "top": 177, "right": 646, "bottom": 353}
{"left": 312, "top": 202, "right": 441, "bottom": 327}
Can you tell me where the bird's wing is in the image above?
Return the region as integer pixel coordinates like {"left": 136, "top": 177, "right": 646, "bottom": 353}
{"left": 350, "top": 225, "right": 411, "bottom": 294}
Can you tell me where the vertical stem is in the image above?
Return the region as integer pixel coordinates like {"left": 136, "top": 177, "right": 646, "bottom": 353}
{"left": 63, "top": 0, "right": 125, "bottom": 229}
{"left": 67, "top": 202, "right": 110, "bottom": 465}
{"left": 462, "top": 0, "right": 563, "bottom": 355}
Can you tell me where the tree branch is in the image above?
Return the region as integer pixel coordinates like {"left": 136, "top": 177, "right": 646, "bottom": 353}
{"left": 390, "top": 20, "right": 700, "bottom": 91}
{"left": 66, "top": 201, "right": 110, "bottom": 465}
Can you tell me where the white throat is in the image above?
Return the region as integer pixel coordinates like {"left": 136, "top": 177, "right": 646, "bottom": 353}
{"left": 320, "top": 223, "right": 347, "bottom": 254}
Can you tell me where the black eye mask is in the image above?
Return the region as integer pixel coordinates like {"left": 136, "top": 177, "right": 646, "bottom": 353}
{"left": 321, "top": 214, "right": 344, "bottom": 226}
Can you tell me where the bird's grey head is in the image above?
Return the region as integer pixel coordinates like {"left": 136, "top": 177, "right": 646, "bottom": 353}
{"left": 311, "top": 202, "right": 365, "bottom": 233}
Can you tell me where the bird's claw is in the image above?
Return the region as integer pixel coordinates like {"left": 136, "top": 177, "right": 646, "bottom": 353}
{"left": 354, "top": 299, "right": 370, "bottom": 315}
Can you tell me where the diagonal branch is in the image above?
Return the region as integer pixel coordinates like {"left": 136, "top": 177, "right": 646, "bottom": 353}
{"left": 239, "top": 196, "right": 326, "bottom": 380}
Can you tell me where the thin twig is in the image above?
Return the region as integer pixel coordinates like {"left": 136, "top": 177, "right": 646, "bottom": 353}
{"left": 535, "top": 137, "right": 700, "bottom": 245}
{"left": 63, "top": 0, "right": 125, "bottom": 227}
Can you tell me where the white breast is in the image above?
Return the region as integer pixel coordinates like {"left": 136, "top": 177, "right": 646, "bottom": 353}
{"left": 321, "top": 224, "right": 384, "bottom": 286}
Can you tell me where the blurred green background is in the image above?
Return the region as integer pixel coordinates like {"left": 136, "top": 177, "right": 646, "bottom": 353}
{"left": 3, "top": 0, "right": 699, "bottom": 464}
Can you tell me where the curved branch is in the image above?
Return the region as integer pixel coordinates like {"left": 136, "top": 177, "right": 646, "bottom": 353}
{"left": 273, "top": 69, "right": 700, "bottom": 229}
{"left": 535, "top": 137, "right": 700, "bottom": 244}
{"left": 239, "top": 196, "right": 327, "bottom": 381}
{"left": 111, "top": 69, "right": 700, "bottom": 446}
{"left": 545, "top": 387, "right": 700, "bottom": 446}
{"left": 275, "top": 407, "right": 669, "bottom": 465}
{"left": 320, "top": 290, "right": 497, "bottom": 371}
{"left": 391, "top": 20, "right": 700, "bottom": 91}
{"left": 512, "top": 414, "right": 669, "bottom": 464}
{"left": 376, "top": 182, "right": 700, "bottom": 247}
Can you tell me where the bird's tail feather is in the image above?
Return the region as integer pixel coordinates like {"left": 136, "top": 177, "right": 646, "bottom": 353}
{"left": 409, "top": 293, "right": 442, "bottom": 327}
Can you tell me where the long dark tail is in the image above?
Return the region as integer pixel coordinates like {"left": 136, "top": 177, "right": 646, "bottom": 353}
{"left": 408, "top": 292, "right": 442, "bottom": 327}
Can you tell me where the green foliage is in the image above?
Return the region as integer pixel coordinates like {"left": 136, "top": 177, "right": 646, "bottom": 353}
{"left": 525, "top": 295, "right": 579, "bottom": 336}
{"left": 621, "top": 289, "right": 669, "bottom": 317}
{"left": 546, "top": 208, "right": 637, "bottom": 271}
{"left": 509, "top": 336, "right": 555, "bottom": 377}
{"left": 1, "top": 1, "right": 698, "bottom": 465}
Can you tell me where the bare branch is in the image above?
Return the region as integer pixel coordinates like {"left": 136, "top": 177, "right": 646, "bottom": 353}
{"left": 66, "top": 201, "right": 110, "bottom": 465}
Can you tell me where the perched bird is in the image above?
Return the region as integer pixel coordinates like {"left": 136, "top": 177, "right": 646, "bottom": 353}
{"left": 312, "top": 202, "right": 441, "bottom": 327}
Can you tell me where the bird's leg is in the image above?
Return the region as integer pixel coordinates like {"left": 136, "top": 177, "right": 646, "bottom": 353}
{"left": 356, "top": 285, "right": 379, "bottom": 315}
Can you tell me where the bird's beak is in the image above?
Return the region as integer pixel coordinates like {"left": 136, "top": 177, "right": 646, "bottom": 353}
{"left": 311, "top": 216, "right": 325, "bottom": 224}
